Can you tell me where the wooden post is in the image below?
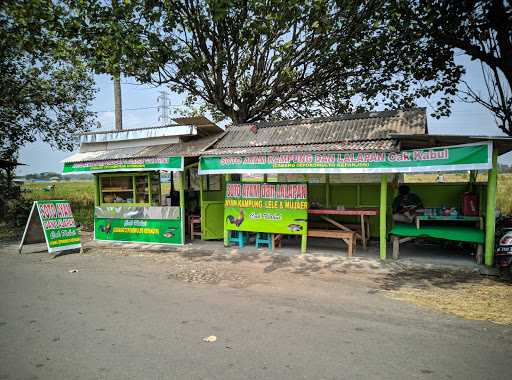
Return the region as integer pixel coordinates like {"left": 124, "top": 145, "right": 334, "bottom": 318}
{"left": 360, "top": 215, "right": 366, "bottom": 250}
{"left": 179, "top": 170, "right": 185, "bottom": 245}
{"left": 223, "top": 174, "right": 231, "bottom": 247}
{"left": 198, "top": 173, "right": 204, "bottom": 239}
{"left": 379, "top": 174, "right": 388, "bottom": 260}
{"left": 326, "top": 174, "right": 330, "bottom": 208}
{"left": 94, "top": 174, "right": 100, "bottom": 206}
{"left": 301, "top": 234, "right": 307, "bottom": 254}
{"left": 484, "top": 146, "right": 498, "bottom": 266}
{"left": 392, "top": 237, "right": 399, "bottom": 259}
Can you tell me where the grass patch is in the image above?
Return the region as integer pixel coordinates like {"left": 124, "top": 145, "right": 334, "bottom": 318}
{"left": 379, "top": 267, "right": 512, "bottom": 325}
{"left": 389, "top": 278, "right": 512, "bottom": 325}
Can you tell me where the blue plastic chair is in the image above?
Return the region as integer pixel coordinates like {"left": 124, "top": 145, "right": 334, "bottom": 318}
{"left": 255, "top": 232, "right": 273, "bottom": 248}
{"left": 228, "top": 230, "right": 248, "bottom": 248}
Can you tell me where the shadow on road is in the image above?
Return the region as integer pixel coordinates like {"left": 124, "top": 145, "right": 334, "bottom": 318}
{"left": 376, "top": 267, "right": 482, "bottom": 291}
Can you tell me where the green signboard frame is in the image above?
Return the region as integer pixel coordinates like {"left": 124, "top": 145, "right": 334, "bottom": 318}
{"left": 19, "top": 200, "right": 81, "bottom": 254}
{"left": 200, "top": 142, "right": 492, "bottom": 175}
{"left": 94, "top": 217, "right": 183, "bottom": 245}
{"left": 224, "top": 182, "right": 308, "bottom": 237}
{"left": 63, "top": 156, "right": 184, "bottom": 174}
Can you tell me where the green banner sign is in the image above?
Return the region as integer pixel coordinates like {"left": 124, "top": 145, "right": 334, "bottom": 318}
{"left": 224, "top": 182, "right": 308, "bottom": 235}
{"left": 200, "top": 142, "right": 492, "bottom": 174}
{"left": 63, "top": 156, "right": 184, "bottom": 174}
{"left": 19, "top": 200, "right": 81, "bottom": 254}
{"left": 94, "top": 218, "right": 183, "bottom": 245}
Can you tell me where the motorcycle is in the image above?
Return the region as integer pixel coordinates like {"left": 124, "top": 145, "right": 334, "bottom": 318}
{"left": 495, "top": 215, "right": 512, "bottom": 279}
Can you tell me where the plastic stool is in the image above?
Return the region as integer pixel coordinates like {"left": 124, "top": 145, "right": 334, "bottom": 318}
{"left": 255, "top": 232, "right": 273, "bottom": 248}
{"left": 228, "top": 231, "right": 247, "bottom": 248}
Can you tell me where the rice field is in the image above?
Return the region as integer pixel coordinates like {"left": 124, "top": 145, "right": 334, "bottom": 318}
{"left": 405, "top": 173, "right": 512, "bottom": 215}
{"left": 22, "top": 181, "right": 95, "bottom": 229}
{"left": 20, "top": 173, "right": 512, "bottom": 230}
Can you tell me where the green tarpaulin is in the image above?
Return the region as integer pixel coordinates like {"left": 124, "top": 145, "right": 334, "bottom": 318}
{"left": 389, "top": 223, "right": 484, "bottom": 244}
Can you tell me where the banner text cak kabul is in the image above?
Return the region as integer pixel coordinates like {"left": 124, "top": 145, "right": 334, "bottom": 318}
{"left": 200, "top": 142, "right": 492, "bottom": 174}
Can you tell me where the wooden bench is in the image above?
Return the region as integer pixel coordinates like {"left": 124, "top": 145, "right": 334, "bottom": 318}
{"left": 390, "top": 224, "right": 484, "bottom": 261}
{"left": 307, "top": 229, "right": 356, "bottom": 257}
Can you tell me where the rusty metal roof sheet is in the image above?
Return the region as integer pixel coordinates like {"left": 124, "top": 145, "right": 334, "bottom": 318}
{"left": 214, "top": 108, "right": 426, "bottom": 150}
{"left": 203, "top": 139, "right": 398, "bottom": 156}
{"left": 62, "top": 135, "right": 221, "bottom": 163}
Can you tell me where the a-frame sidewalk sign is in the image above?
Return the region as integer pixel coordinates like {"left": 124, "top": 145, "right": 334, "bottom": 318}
{"left": 18, "top": 200, "right": 81, "bottom": 256}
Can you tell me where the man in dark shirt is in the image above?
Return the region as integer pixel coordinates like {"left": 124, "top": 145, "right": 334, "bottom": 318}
{"left": 392, "top": 185, "right": 423, "bottom": 223}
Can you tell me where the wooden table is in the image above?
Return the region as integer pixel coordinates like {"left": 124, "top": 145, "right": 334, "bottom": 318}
{"left": 308, "top": 208, "right": 379, "bottom": 249}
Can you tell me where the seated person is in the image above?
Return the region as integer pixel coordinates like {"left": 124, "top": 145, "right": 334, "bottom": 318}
{"left": 392, "top": 185, "right": 423, "bottom": 224}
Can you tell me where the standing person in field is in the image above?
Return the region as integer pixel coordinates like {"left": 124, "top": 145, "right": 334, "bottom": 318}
{"left": 392, "top": 185, "right": 423, "bottom": 224}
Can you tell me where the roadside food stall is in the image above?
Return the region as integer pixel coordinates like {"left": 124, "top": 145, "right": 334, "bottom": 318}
{"left": 62, "top": 117, "right": 223, "bottom": 246}
{"left": 198, "top": 109, "right": 512, "bottom": 266}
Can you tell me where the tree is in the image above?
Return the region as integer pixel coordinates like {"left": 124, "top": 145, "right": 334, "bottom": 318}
{"left": 66, "top": 0, "right": 461, "bottom": 124}
{"left": 391, "top": 0, "right": 512, "bottom": 135}
{"left": 0, "top": 1, "right": 96, "bottom": 220}
{"left": 0, "top": 1, "right": 97, "bottom": 164}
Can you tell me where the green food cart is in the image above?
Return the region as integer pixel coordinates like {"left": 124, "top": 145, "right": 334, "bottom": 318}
{"left": 62, "top": 118, "right": 224, "bottom": 246}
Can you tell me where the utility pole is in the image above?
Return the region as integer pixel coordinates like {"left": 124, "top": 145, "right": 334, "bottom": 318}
{"left": 113, "top": 72, "right": 123, "bottom": 131}
{"left": 157, "top": 91, "right": 170, "bottom": 125}
{"left": 112, "top": 0, "right": 122, "bottom": 131}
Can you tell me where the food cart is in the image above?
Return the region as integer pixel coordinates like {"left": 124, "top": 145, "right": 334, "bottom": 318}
{"left": 62, "top": 118, "right": 223, "bottom": 246}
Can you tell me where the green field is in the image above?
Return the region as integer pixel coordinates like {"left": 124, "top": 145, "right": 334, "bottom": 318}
{"left": 21, "top": 173, "right": 512, "bottom": 231}
{"left": 23, "top": 181, "right": 95, "bottom": 229}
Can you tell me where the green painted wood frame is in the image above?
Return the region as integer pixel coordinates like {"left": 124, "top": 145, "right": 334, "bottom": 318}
{"left": 379, "top": 174, "right": 388, "bottom": 260}
{"left": 484, "top": 145, "right": 498, "bottom": 266}
{"left": 179, "top": 170, "right": 185, "bottom": 245}
{"left": 96, "top": 172, "right": 160, "bottom": 206}
{"left": 223, "top": 174, "right": 231, "bottom": 246}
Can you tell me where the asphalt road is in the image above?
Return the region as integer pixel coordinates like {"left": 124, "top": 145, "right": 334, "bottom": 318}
{"left": 1, "top": 244, "right": 511, "bottom": 380}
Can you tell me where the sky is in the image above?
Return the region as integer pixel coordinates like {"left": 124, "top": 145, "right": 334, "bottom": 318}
{"left": 16, "top": 55, "right": 512, "bottom": 175}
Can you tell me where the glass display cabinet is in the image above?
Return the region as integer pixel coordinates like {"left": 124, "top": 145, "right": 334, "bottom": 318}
{"left": 98, "top": 172, "right": 161, "bottom": 206}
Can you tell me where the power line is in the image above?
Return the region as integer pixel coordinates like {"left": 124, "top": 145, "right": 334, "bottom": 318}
{"left": 92, "top": 104, "right": 183, "bottom": 113}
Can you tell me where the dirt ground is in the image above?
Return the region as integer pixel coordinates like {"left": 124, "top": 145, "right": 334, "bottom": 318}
{"left": 73, "top": 236, "right": 512, "bottom": 326}
{"left": 2, "top": 236, "right": 512, "bottom": 379}
{"left": 8, "top": 230, "right": 512, "bottom": 326}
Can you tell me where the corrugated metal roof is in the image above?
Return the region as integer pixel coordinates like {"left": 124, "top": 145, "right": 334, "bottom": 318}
{"left": 203, "top": 139, "right": 398, "bottom": 156}
{"left": 62, "top": 135, "right": 221, "bottom": 163}
{"left": 214, "top": 108, "right": 426, "bottom": 150}
{"left": 394, "top": 134, "right": 512, "bottom": 155}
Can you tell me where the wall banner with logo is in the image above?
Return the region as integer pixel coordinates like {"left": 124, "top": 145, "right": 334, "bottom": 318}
{"left": 94, "top": 218, "right": 183, "bottom": 245}
{"left": 224, "top": 182, "right": 308, "bottom": 236}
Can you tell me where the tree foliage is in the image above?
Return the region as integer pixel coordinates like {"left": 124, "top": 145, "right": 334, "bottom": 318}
{"left": 0, "top": 0, "right": 97, "bottom": 163}
{"left": 66, "top": 0, "right": 462, "bottom": 124}
{"left": 391, "top": 0, "right": 512, "bottom": 135}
